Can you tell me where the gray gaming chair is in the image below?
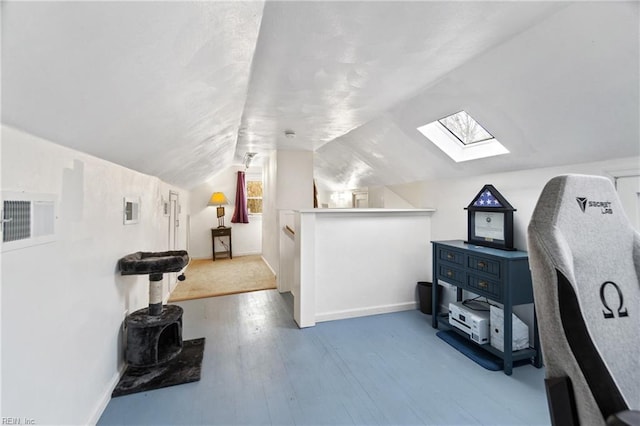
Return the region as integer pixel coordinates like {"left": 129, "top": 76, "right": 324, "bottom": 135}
{"left": 528, "top": 174, "right": 639, "bottom": 426}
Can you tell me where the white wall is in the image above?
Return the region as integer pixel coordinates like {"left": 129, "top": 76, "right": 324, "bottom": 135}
{"left": 261, "top": 151, "right": 279, "bottom": 274}
{"left": 368, "top": 185, "right": 416, "bottom": 208}
{"left": 317, "top": 185, "right": 415, "bottom": 209}
{"left": 262, "top": 150, "right": 314, "bottom": 276}
{"left": 188, "top": 165, "right": 262, "bottom": 259}
{"left": 316, "top": 187, "right": 330, "bottom": 208}
{"left": 278, "top": 210, "right": 296, "bottom": 293}
{"left": 325, "top": 190, "right": 354, "bottom": 208}
{"left": 276, "top": 151, "right": 314, "bottom": 210}
{"left": 417, "top": 156, "right": 640, "bottom": 250}
{"left": 294, "top": 209, "right": 434, "bottom": 327}
{"left": 400, "top": 155, "right": 640, "bottom": 337}
{"left": 0, "top": 126, "right": 189, "bottom": 425}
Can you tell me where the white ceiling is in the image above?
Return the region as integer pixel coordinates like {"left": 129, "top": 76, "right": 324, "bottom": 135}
{"left": 2, "top": 1, "right": 639, "bottom": 190}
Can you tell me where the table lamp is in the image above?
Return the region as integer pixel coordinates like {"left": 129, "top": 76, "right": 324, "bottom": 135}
{"left": 208, "top": 192, "right": 229, "bottom": 228}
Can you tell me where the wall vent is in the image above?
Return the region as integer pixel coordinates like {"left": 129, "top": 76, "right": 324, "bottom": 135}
{"left": 3, "top": 200, "right": 31, "bottom": 242}
{"left": 2, "top": 192, "right": 57, "bottom": 252}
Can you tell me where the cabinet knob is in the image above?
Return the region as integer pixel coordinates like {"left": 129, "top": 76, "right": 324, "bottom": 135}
{"left": 446, "top": 270, "right": 453, "bottom": 277}
{"left": 477, "top": 261, "right": 486, "bottom": 268}
{"left": 447, "top": 254, "right": 453, "bottom": 259}
{"left": 479, "top": 280, "right": 488, "bottom": 288}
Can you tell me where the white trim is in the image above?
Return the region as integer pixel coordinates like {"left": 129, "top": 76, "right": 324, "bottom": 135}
{"left": 607, "top": 168, "right": 640, "bottom": 179}
{"left": 297, "top": 208, "right": 435, "bottom": 214}
{"left": 260, "top": 255, "right": 277, "bottom": 276}
{"left": 229, "top": 249, "right": 261, "bottom": 257}
{"left": 607, "top": 169, "right": 640, "bottom": 189}
{"left": 294, "top": 212, "right": 316, "bottom": 328}
{"left": 87, "top": 365, "right": 126, "bottom": 425}
{"left": 315, "top": 302, "right": 417, "bottom": 323}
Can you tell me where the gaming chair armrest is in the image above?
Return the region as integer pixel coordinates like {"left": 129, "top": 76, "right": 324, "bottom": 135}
{"left": 606, "top": 410, "right": 640, "bottom": 426}
{"left": 546, "top": 377, "right": 640, "bottom": 426}
{"left": 545, "top": 376, "right": 578, "bottom": 426}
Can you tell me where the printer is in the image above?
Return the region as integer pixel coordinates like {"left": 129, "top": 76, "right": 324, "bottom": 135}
{"left": 448, "top": 301, "right": 490, "bottom": 345}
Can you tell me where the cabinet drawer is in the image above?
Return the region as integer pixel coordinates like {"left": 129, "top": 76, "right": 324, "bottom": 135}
{"left": 211, "top": 228, "right": 230, "bottom": 237}
{"left": 438, "top": 247, "right": 464, "bottom": 265}
{"left": 468, "top": 255, "right": 500, "bottom": 278}
{"left": 467, "top": 274, "right": 501, "bottom": 299}
{"left": 438, "top": 264, "right": 465, "bottom": 285}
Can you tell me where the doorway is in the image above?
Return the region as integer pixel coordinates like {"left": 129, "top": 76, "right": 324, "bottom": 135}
{"left": 616, "top": 175, "right": 640, "bottom": 231}
{"left": 167, "top": 191, "right": 180, "bottom": 294}
{"left": 352, "top": 191, "right": 369, "bottom": 208}
{"left": 169, "top": 191, "right": 179, "bottom": 249}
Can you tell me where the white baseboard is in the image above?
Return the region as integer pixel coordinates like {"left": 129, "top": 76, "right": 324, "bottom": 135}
{"left": 235, "top": 250, "right": 262, "bottom": 257}
{"left": 261, "top": 255, "right": 277, "bottom": 276}
{"left": 189, "top": 251, "right": 262, "bottom": 260}
{"left": 87, "top": 364, "right": 125, "bottom": 425}
{"left": 315, "top": 301, "right": 417, "bottom": 324}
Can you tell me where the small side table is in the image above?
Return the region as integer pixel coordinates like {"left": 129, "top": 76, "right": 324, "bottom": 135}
{"left": 211, "top": 227, "right": 232, "bottom": 261}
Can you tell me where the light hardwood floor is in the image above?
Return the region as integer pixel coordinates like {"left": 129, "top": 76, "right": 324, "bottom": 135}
{"left": 99, "top": 290, "right": 550, "bottom": 425}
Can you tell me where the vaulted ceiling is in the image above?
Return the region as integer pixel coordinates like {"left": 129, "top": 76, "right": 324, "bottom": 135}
{"left": 2, "top": 1, "right": 639, "bottom": 190}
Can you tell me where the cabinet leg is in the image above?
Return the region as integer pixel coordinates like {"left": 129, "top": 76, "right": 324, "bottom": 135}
{"left": 504, "top": 363, "right": 513, "bottom": 376}
{"left": 504, "top": 303, "right": 514, "bottom": 375}
{"left": 533, "top": 309, "right": 543, "bottom": 368}
{"left": 533, "top": 355, "right": 543, "bottom": 368}
{"left": 432, "top": 281, "right": 439, "bottom": 328}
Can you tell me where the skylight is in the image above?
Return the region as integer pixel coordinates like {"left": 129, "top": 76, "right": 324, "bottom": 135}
{"left": 417, "top": 110, "right": 509, "bottom": 162}
{"left": 438, "top": 110, "right": 494, "bottom": 145}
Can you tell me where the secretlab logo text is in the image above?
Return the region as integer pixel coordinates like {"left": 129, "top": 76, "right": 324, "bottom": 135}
{"left": 576, "top": 197, "right": 613, "bottom": 214}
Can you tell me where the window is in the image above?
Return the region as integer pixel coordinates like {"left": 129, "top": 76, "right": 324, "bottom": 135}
{"left": 417, "top": 110, "right": 509, "bottom": 162}
{"left": 246, "top": 174, "right": 263, "bottom": 214}
{"left": 438, "top": 110, "right": 494, "bottom": 145}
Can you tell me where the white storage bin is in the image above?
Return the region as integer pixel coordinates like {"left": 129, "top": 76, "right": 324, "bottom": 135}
{"left": 490, "top": 305, "right": 529, "bottom": 352}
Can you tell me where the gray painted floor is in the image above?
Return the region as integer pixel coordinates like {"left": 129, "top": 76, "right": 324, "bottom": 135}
{"left": 99, "top": 290, "right": 550, "bottom": 425}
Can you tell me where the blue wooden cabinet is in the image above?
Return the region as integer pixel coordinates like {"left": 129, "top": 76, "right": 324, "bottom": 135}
{"left": 431, "top": 240, "right": 542, "bottom": 375}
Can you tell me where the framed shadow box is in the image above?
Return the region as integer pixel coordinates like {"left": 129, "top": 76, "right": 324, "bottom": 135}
{"left": 465, "top": 184, "right": 516, "bottom": 251}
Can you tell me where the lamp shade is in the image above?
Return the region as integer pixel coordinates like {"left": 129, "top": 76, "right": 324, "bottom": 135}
{"left": 208, "top": 192, "right": 228, "bottom": 206}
